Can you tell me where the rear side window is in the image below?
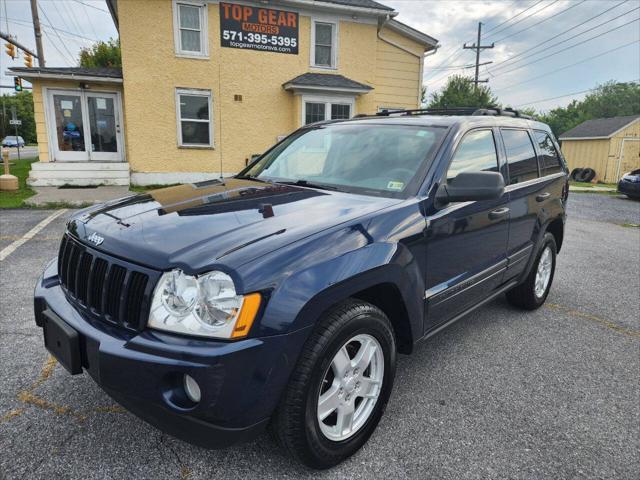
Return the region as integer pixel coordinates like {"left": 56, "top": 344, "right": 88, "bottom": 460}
{"left": 534, "top": 131, "right": 563, "bottom": 175}
{"left": 447, "top": 129, "right": 498, "bottom": 180}
{"left": 501, "top": 129, "right": 539, "bottom": 185}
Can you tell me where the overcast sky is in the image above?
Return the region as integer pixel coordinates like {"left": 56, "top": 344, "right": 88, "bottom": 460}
{"left": 1, "top": 0, "right": 639, "bottom": 112}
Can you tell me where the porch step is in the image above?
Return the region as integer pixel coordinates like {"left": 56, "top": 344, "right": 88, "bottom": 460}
{"left": 27, "top": 162, "right": 130, "bottom": 187}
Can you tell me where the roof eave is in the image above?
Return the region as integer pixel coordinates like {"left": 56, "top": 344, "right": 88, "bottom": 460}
{"left": 283, "top": 83, "right": 372, "bottom": 94}
{"left": 278, "top": 0, "right": 397, "bottom": 17}
{"left": 6, "top": 69, "right": 123, "bottom": 84}
{"left": 106, "top": 0, "right": 119, "bottom": 30}
{"left": 386, "top": 19, "right": 438, "bottom": 49}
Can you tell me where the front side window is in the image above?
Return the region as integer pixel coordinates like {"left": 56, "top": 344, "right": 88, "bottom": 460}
{"left": 534, "top": 131, "right": 563, "bottom": 175}
{"left": 501, "top": 129, "right": 539, "bottom": 185}
{"left": 240, "top": 124, "right": 447, "bottom": 197}
{"left": 176, "top": 89, "right": 212, "bottom": 147}
{"left": 313, "top": 21, "right": 335, "bottom": 67}
{"left": 447, "top": 129, "right": 498, "bottom": 180}
{"left": 175, "top": 2, "right": 207, "bottom": 55}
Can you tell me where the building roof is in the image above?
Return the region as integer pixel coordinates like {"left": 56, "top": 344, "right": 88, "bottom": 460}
{"left": 559, "top": 115, "right": 640, "bottom": 140}
{"left": 386, "top": 18, "right": 438, "bottom": 48}
{"left": 283, "top": 73, "right": 373, "bottom": 93}
{"left": 9, "top": 67, "right": 123, "bottom": 83}
{"left": 315, "top": 0, "right": 394, "bottom": 11}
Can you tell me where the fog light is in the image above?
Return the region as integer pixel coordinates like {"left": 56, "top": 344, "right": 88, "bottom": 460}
{"left": 183, "top": 374, "right": 201, "bottom": 403}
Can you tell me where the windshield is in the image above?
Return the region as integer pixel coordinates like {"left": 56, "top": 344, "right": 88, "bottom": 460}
{"left": 239, "top": 123, "right": 447, "bottom": 197}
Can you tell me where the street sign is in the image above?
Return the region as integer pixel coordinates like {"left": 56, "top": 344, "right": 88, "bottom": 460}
{"left": 9, "top": 119, "right": 21, "bottom": 125}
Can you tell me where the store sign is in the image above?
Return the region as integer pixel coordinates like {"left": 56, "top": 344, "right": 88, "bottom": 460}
{"left": 220, "top": 2, "right": 298, "bottom": 55}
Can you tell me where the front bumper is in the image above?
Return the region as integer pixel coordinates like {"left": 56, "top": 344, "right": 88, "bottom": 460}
{"left": 618, "top": 179, "right": 640, "bottom": 197}
{"left": 34, "top": 260, "right": 311, "bottom": 449}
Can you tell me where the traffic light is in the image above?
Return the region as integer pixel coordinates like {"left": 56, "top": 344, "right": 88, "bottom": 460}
{"left": 24, "top": 53, "right": 33, "bottom": 68}
{"left": 5, "top": 42, "right": 16, "bottom": 59}
{"left": 14, "top": 77, "right": 23, "bottom": 92}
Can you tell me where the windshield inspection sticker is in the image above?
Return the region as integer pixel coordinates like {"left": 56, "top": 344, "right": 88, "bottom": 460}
{"left": 387, "top": 181, "right": 404, "bottom": 191}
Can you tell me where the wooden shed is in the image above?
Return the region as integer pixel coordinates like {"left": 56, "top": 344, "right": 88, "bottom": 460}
{"left": 559, "top": 115, "right": 640, "bottom": 183}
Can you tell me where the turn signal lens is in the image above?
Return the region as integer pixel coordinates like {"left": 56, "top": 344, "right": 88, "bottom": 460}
{"left": 231, "top": 293, "right": 261, "bottom": 338}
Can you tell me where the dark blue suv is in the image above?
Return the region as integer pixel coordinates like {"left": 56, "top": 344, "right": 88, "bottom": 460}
{"left": 34, "top": 108, "right": 568, "bottom": 469}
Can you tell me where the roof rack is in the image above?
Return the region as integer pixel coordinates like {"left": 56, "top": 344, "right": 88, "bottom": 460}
{"left": 358, "top": 107, "right": 533, "bottom": 120}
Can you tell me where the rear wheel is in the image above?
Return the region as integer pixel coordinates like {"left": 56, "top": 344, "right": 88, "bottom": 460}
{"left": 506, "top": 233, "right": 557, "bottom": 310}
{"left": 272, "top": 300, "right": 396, "bottom": 469}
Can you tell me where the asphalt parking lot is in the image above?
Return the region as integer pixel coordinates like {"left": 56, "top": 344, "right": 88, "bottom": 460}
{"left": 1, "top": 193, "right": 638, "bottom": 480}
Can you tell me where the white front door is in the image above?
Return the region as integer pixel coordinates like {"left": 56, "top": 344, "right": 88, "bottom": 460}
{"left": 48, "top": 89, "right": 123, "bottom": 162}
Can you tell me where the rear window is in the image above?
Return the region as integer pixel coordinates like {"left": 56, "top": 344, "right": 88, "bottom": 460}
{"left": 534, "top": 131, "right": 563, "bottom": 175}
{"left": 501, "top": 129, "right": 539, "bottom": 185}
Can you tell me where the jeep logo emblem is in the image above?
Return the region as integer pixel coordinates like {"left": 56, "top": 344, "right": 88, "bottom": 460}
{"left": 87, "top": 232, "right": 104, "bottom": 246}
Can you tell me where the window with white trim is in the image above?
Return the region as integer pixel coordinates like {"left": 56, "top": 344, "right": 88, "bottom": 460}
{"left": 176, "top": 89, "right": 212, "bottom": 147}
{"left": 304, "top": 100, "right": 352, "bottom": 125}
{"left": 312, "top": 21, "right": 337, "bottom": 68}
{"left": 174, "top": 1, "right": 208, "bottom": 56}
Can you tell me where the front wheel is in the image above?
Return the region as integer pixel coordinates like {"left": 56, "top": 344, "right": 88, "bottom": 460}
{"left": 272, "top": 300, "right": 396, "bottom": 469}
{"left": 506, "top": 232, "right": 557, "bottom": 310}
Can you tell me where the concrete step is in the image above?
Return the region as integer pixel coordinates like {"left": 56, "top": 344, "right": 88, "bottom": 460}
{"left": 27, "top": 161, "right": 130, "bottom": 187}
{"left": 31, "top": 162, "right": 130, "bottom": 172}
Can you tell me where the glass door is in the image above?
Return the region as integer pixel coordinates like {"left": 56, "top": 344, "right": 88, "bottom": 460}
{"left": 86, "top": 92, "right": 120, "bottom": 161}
{"left": 50, "top": 91, "right": 88, "bottom": 161}
{"left": 48, "top": 90, "right": 123, "bottom": 162}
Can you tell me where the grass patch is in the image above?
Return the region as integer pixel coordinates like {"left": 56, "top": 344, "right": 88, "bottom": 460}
{"left": 0, "top": 157, "right": 37, "bottom": 208}
{"left": 621, "top": 223, "right": 640, "bottom": 228}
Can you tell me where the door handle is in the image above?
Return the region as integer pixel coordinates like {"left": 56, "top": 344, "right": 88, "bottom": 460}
{"left": 536, "top": 192, "right": 551, "bottom": 202}
{"left": 489, "top": 207, "right": 510, "bottom": 220}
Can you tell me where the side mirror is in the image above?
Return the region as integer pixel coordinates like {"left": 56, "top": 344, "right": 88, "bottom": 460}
{"left": 436, "top": 171, "right": 505, "bottom": 206}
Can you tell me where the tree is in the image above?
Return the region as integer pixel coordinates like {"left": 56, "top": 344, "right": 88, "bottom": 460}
{"left": 0, "top": 92, "right": 36, "bottom": 144}
{"left": 428, "top": 75, "right": 499, "bottom": 109}
{"left": 79, "top": 38, "right": 121, "bottom": 68}
{"left": 538, "top": 81, "right": 640, "bottom": 136}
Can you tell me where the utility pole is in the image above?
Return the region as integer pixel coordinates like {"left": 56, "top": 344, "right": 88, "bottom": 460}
{"left": 463, "top": 22, "right": 494, "bottom": 89}
{"left": 29, "top": 0, "right": 45, "bottom": 66}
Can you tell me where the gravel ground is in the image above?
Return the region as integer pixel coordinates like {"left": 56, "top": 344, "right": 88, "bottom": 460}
{"left": 0, "top": 193, "right": 638, "bottom": 480}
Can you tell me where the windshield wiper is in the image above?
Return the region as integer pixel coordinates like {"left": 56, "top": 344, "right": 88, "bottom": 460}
{"left": 235, "top": 174, "right": 272, "bottom": 184}
{"left": 276, "top": 179, "right": 339, "bottom": 191}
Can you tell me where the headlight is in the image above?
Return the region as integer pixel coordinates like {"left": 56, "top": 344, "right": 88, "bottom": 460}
{"left": 148, "top": 270, "right": 261, "bottom": 339}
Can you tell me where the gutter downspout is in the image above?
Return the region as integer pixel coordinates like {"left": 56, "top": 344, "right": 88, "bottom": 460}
{"left": 377, "top": 14, "right": 440, "bottom": 106}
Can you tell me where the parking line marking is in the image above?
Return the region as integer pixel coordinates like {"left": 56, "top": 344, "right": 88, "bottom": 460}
{"left": 0, "top": 209, "right": 67, "bottom": 262}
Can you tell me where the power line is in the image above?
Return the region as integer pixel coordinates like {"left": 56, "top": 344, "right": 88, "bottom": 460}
{"left": 494, "top": 40, "right": 640, "bottom": 91}
{"left": 41, "top": 27, "right": 74, "bottom": 65}
{"left": 79, "top": 1, "right": 99, "bottom": 40}
{"left": 6, "top": 17, "right": 99, "bottom": 42}
{"left": 68, "top": 0, "right": 109, "bottom": 14}
{"left": 425, "top": 1, "right": 544, "bottom": 82}
{"left": 492, "top": 0, "right": 586, "bottom": 43}
{"left": 515, "top": 80, "right": 640, "bottom": 107}
{"left": 38, "top": 3, "right": 77, "bottom": 64}
{"left": 487, "top": 1, "right": 632, "bottom": 73}
{"left": 482, "top": 0, "right": 545, "bottom": 37}
{"left": 484, "top": 0, "right": 558, "bottom": 39}
{"left": 490, "top": 16, "right": 640, "bottom": 78}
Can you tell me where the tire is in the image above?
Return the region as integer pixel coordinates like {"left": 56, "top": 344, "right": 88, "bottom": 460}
{"left": 272, "top": 300, "right": 396, "bottom": 469}
{"left": 570, "top": 168, "right": 583, "bottom": 181}
{"left": 506, "top": 232, "right": 557, "bottom": 310}
{"left": 578, "top": 168, "right": 596, "bottom": 182}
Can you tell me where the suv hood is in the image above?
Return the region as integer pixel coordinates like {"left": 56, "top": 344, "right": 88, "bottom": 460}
{"left": 67, "top": 178, "right": 400, "bottom": 272}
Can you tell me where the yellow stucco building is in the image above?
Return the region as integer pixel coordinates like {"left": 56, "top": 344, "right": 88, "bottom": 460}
{"left": 559, "top": 115, "right": 640, "bottom": 183}
{"left": 10, "top": 0, "right": 437, "bottom": 186}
